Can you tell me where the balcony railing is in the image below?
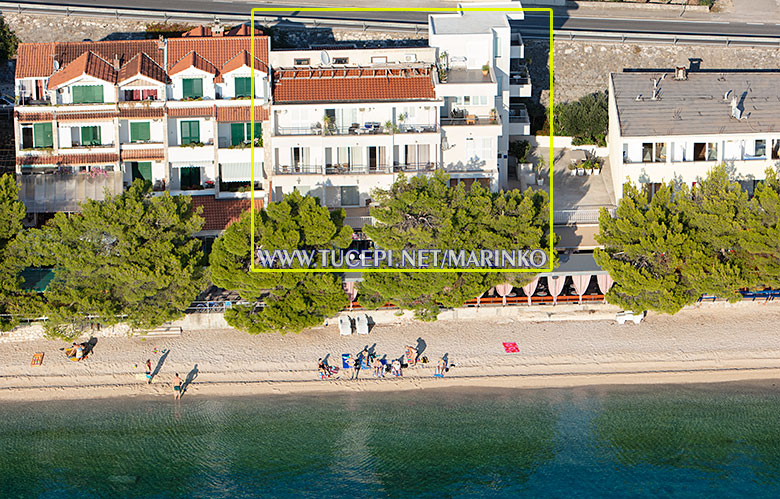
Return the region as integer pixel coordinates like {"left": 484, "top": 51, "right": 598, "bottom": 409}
{"left": 441, "top": 115, "right": 500, "bottom": 126}
{"left": 274, "top": 122, "right": 438, "bottom": 136}
{"left": 394, "top": 163, "right": 436, "bottom": 172}
{"left": 326, "top": 164, "right": 392, "bottom": 174}
{"left": 274, "top": 164, "right": 323, "bottom": 175}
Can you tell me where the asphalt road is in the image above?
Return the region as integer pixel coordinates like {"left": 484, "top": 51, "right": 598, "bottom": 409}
{"left": 6, "top": 0, "right": 780, "bottom": 39}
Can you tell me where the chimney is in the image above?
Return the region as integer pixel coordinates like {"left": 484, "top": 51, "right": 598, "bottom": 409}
{"left": 212, "top": 24, "right": 224, "bottom": 37}
{"left": 112, "top": 55, "right": 120, "bottom": 71}
{"left": 157, "top": 34, "right": 165, "bottom": 50}
{"left": 674, "top": 66, "right": 687, "bottom": 81}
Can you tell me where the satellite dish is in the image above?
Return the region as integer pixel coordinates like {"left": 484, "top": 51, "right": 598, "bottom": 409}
{"left": 53, "top": 60, "right": 60, "bottom": 71}
{"left": 320, "top": 51, "right": 331, "bottom": 65}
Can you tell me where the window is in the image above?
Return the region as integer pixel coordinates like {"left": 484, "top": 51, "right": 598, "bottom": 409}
{"left": 333, "top": 57, "right": 349, "bottom": 65}
{"left": 131, "top": 161, "right": 152, "bottom": 181}
{"left": 80, "top": 126, "right": 101, "bottom": 146}
{"left": 755, "top": 139, "right": 767, "bottom": 158}
{"left": 654, "top": 143, "right": 667, "bottom": 163}
{"left": 180, "top": 121, "right": 200, "bottom": 145}
{"left": 494, "top": 36, "right": 502, "bottom": 58}
{"left": 773, "top": 140, "right": 780, "bottom": 160}
{"left": 371, "top": 56, "right": 388, "bottom": 64}
{"left": 294, "top": 58, "right": 310, "bottom": 66}
{"left": 72, "top": 85, "right": 103, "bottom": 104}
{"left": 230, "top": 122, "right": 262, "bottom": 146}
{"left": 182, "top": 78, "right": 203, "bottom": 99}
{"left": 179, "top": 167, "right": 201, "bottom": 190}
{"left": 340, "top": 186, "right": 360, "bottom": 206}
{"left": 693, "top": 142, "right": 707, "bottom": 161}
{"left": 32, "top": 123, "right": 53, "bottom": 148}
{"left": 130, "top": 122, "right": 151, "bottom": 143}
{"left": 642, "top": 143, "right": 653, "bottom": 163}
{"left": 124, "top": 89, "right": 157, "bottom": 101}
{"left": 706, "top": 142, "right": 718, "bottom": 161}
{"left": 234, "top": 77, "right": 252, "bottom": 98}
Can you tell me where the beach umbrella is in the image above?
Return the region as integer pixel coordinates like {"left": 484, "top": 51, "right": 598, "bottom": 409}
{"left": 548, "top": 276, "right": 565, "bottom": 305}
{"left": 571, "top": 275, "right": 591, "bottom": 304}
{"left": 521, "top": 277, "right": 539, "bottom": 305}
{"left": 343, "top": 281, "right": 357, "bottom": 310}
{"left": 495, "top": 283, "right": 513, "bottom": 306}
{"left": 596, "top": 274, "right": 614, "bottom": 296}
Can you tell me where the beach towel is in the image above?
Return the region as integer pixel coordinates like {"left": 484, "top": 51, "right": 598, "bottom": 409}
{"left": 342, "top": 354, "right": 351, "bottom": 369}
{"left": 31, "top": 352, "right": 44, "bottom": 366}
{"left": 503, "top": 342, "right": 520, "bottom": 354}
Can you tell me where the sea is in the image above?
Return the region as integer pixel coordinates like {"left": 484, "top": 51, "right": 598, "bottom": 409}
{"left": 2, "top": 383, "right": 780, "bottom": 498}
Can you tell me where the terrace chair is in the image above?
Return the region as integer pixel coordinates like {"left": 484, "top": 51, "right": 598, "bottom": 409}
{"left": 339, "top": 315, "right": 353, "bottom": 336}
{"left": 355, "top": 314, "right": 369, "bottom": 335}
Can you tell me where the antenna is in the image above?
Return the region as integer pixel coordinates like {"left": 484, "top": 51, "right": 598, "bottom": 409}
{"left": 651, "top": 87, "right": 661, "bottom": 101}
{"left": 635, "top": 94, "right": 642, "bottom": 101}
{"left": 320, "top": 51, "right": 331, "bottom": 65}
{"left": 731, "top": 96, "right": 743, "bottom": 120}
{"left": 724, "top": 90, "right": 732, "bottom": 102}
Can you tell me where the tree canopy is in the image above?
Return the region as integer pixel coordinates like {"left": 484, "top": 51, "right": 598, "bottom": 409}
{"left": 209, "top": 190, "right": 353, "bottom": 334}
{"left": 0, "top": 174, "right": 29, "bottom": 331}
{"left": 596, "top": 164, "right": 780, "bottom": 314}
{"left": 10, "top": 181, "right": 206, "bottom": 337}
{"left": 358, "top": 171, "right": 553, "bottom": 320}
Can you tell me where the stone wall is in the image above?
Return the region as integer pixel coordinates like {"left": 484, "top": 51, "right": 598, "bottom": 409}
{"left": 526, "top": 39, "right": 780, "bottom": 106}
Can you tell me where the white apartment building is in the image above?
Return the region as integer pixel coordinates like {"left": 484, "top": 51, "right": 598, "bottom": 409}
{"left": 429, "top": 1, "right": 531, "bottom": 188}
{"left": 609, "top": 69, "right": 780, "bottom": 199}
{"left": 14, "top": 26, "right": 271, "bottom": 234}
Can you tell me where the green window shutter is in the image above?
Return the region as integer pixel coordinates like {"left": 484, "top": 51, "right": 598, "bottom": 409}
{"left": 33, "top": 123, "right": 53, "bottom": 148}
{"left": 91, "top": 86, "right": 103, "bottom": 103}
{"left": 72, "top": 86, "right": 83, "bottom": 104}
{"left": 235, "top": 77, "right": 251, "bottom": 97}
{"left": 182, "top": 78, "right": 203, "bottom": 99}
{"left": 180, "top": 167, "right": 200, "bottom": 189}
{"left": 81, "top": 126, "right": 100, "bottom": 146}
{"left": 132, "top": 161, "right": 152, "bottom": 181}
{"left": 181, "top": 121, "right": 199, "bottom": 145}
{"left": 230, "top": 123, "right": 244, "bottom": 146}
{"left": 251, "top": 122, "right": 262, "bottom": 140}
{"left": 130, "top": 122, "right": 151, "bottom": 143}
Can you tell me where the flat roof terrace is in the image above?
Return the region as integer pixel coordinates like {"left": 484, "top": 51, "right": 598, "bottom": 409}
{"left": 443, "top": 68, "right": 493, "bottom": 84}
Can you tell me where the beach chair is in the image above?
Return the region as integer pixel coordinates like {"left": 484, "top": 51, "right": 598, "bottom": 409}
{"left": 355, "top": 314, "right": 369, "bottom": 335}
{"left": 339, "top": 316, "right": 353, "bottom": 336}
{"left": 342, "top": 354, "right": 352, "bottom": 369}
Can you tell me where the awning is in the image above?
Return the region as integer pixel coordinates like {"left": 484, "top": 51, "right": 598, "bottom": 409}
{"left": 220, "top": 162, "right": 263, "bottom": 182}
{"left": 170, "top": 161, "right": 213, "bottom": 169}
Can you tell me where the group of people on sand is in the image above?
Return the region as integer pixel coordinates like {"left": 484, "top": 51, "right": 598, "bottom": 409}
{"left": 318, "top": 343, "right": 451, "bottom": 380}
{"left": 64, "top": 342, "right": 88, "bottom": 362}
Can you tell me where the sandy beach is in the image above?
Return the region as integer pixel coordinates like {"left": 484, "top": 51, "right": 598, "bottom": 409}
{"left": 2, "top": 303, "right": 780, "bottom": 401}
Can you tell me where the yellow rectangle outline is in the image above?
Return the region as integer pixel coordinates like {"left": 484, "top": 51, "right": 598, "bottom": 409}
{"left": 250, "top": 6, "right": 554, "bottom": 273}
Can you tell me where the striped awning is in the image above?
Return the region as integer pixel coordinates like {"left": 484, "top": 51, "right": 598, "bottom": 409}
{"left": 220, "top": 162, "right": 263, "bottom": 182}
{"left": 169, "top": 161, "right": 213, "bottom": 169}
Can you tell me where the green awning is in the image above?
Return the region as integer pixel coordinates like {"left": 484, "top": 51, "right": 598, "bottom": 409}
{"left": 19, "top": 268, "right": 55, "bottom": 292}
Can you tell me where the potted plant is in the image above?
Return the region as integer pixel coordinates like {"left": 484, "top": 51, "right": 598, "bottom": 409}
{"left": 489, "top": 108, "right": 497, "bottom": 124}
{"left": 536, "top": 156, "right": 546, "bottom": 185}
{"left": 322, "top": 114, "right": 333, "bottom": 135}
{"left": 384, "top": 120, "right": 398, "bottom": 134}
{"left": 592, "top": 159, "right": 602, "bottom": 175}
{"left": 482, "top": 63, "right": 490, "bottom": 77}
{"left": 568, "top": 163, "right": 577, "bottom": 176}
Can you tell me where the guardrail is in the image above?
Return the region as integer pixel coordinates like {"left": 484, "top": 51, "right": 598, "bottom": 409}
{"left": 554, "top": 206, "right": 616, "bottom": 225}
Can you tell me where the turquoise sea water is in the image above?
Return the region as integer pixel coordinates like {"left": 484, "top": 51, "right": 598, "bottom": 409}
{"left": 2, "top": 384, "right": 780, "bottom": 498}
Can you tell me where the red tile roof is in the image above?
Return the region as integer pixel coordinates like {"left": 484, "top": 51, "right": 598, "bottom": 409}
{"left": 48, "top": 51, "right": 118, "bottom": 88}
{"left": 15, "top": 111, "right": 55, "bottom": 123}
{"left": 272, "top": 66, "right": 436, "bottom": 104}
{"left": 118, "top": 52, "right": 170, "bottom": 84}
{"left": 226, "top": 24, "right": 263, "bottom": 37}
{"left": 15, "top": 43, "right": 55, "bottom": 78}
{"left": 55, "top": 111, "right": 119, "bottom": 122}
{"left": 181, "top": 26, "right": 213, "bottom": 38}
{"left": 17, "top": 152, "right": 119, "bottom": 165}
{"left": 189, "top": 195, "right": 263, "bottom": 231}
{"left": 121, "top": 148, "right": 165, "bottom": 161}
{"left": 221, "top": 50, "right": 264, "bottom": 74}
{"left": 169, "top": 51, "right": 218, "bottom": 76}
{"left": 166, "top": 105, "right": 215, "bottom": 117}
{"left": 215, "top": 105, "right": 269, "bottom": 122}
{"left": 58, "top": 152, "right": 119, "bottom": 165}
{"left": 168, "top": 37, "right": 269, "bottom": 83}
{"left": 182, "top": 24, "right": 262, "bottom": 38}
{"left": 118, "top": 106, "right": 165, "bottom": 119}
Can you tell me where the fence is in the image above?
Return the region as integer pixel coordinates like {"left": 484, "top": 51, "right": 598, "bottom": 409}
{"left": 554, "top": 207, "right": 616, "bottom": 225}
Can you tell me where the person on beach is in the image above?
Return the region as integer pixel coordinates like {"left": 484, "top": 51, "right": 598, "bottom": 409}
{"left": 435, "top": 356, "right": 446, "bottom": 378}
{"left": 318, "top": 358, "right": 331, "bottom": 379}
{"left": 392, "top": 359, "right": 402, "bottom": 377}
{"left": 405, "top": 345, "right": 417, "bottom": 367}
{"left": 373, "top": 356, "right": 383, "bottom": 378}
{"left": 352, "top": 353, "right": 361, "bottom": 380}
{"left": 75, "top": 344, "right": 84, "bottom": 361}
{"left": 145, "top": 359, "right": 153, "bottom": 384}
{"left": 345, "top": 354, "right": 356, "bottom": 380}
{"left": 173, "top": 373, "right": 182, "bottom": 399}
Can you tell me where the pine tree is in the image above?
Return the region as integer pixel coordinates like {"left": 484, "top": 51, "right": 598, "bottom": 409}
{"left": 11, "top": 181, "right": 206, "bottom": 337}
{"left": 0, "top": 174, "right": 28, "bottom": 331}
{"left": 359, "top": 171, "right": 552, "bottom": 319}
{"left": 741, "top": 168, "right": 780, "bottom": 288}
{"left": 209, "top": 190, "right": 353, "bottom": 334}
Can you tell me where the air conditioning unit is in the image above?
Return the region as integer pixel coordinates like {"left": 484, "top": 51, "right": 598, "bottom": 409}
{"left": 404, "top": 54, "right": 417, "bottom": 63}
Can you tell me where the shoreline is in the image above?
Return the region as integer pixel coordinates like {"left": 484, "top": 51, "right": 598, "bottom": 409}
{"left": 2, "top": 361, "right": 780, "bottom": 402}
{"left": 3, "top": 304, "right": 780, "bottom": 403}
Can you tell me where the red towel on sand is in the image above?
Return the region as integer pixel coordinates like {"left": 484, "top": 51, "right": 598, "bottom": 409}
{"left": 503, "top": 342, "right": 520, "bottom": 353}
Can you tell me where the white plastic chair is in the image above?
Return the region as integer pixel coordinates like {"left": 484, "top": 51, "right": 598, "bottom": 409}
{"left": 339, "top": 316, "right": 353, "bottom": 336}
{"left": 356, "top": 314, "right": 369, "bottom": 335}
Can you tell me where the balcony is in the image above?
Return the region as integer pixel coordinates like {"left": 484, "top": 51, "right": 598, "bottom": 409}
{"left": 326, "top": 165, "right": 392, "bottom": 175}
{"left": 274, "top": 164, "right": 323, "bottom": 175}
{"left": 394, "top": 163, "right": 436, "bottom": 173}
{"left": 440, "top": 68, "right": 493, "bottom": 85}
{"left": 510, "top": 33, "right": 524, "bottom": 59}
{"left": 441, "top": 114, "right": 500, "bottom": 126}
{"left": 509, "top": 105, "right": 530, "bottom": 135}
{"left": 17, "top": 171, "right": 124, "bottom": 213}
{"left": 274, "top": 122, "right": 437, "bottom": 136}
